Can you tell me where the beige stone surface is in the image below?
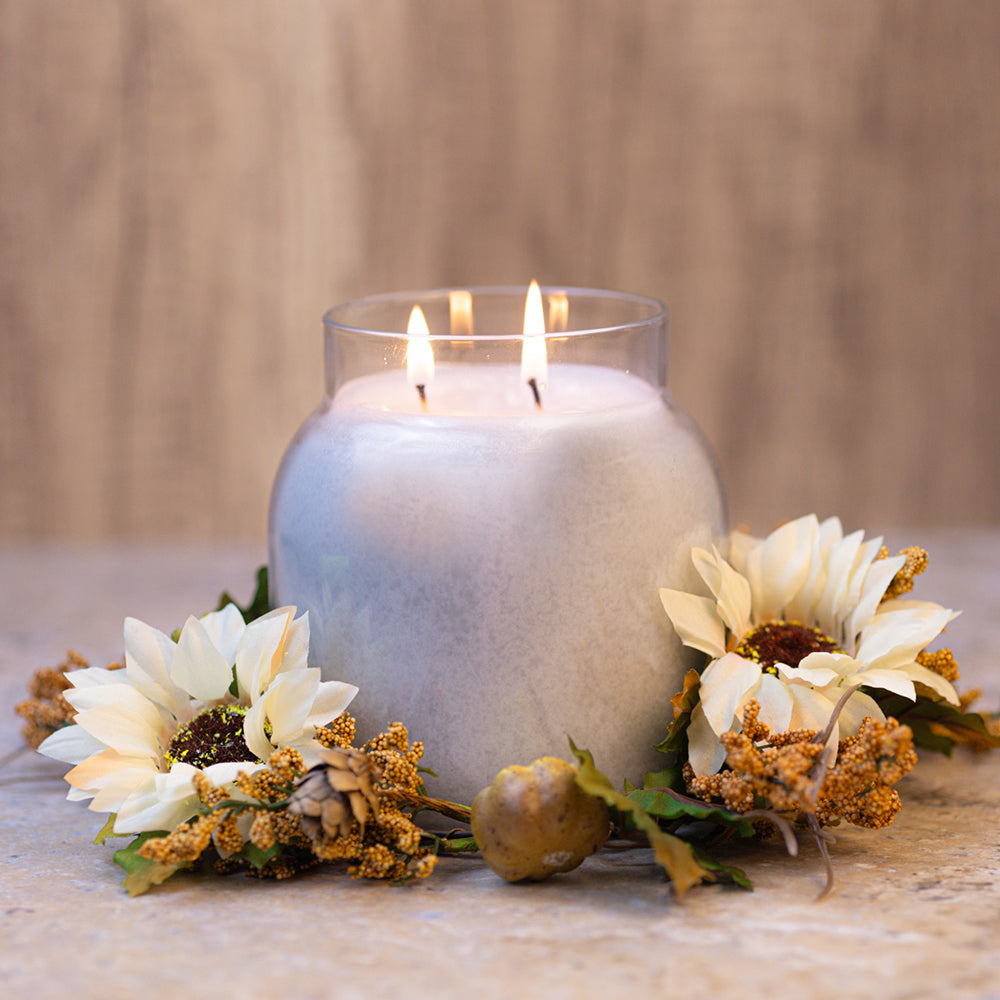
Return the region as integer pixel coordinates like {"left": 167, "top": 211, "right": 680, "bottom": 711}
{"left": 1, "top": 536, "right": 999, "bottom": 999}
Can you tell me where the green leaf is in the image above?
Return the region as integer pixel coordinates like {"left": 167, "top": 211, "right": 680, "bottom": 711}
{"left": 873, "top": 693, "right": 1000, "bottom": 755}
{"left": 239, "top": 842, "right": 280, "bottom": 870}
{"left": 216, "top": 566, "right": 271, "bottom": 622}
{"left": 93, "top": 814, "right": 123, "bottom": 845}
{"left": 652, "top": 669, "right": 701, "bottom": 789}
{"left": 628, "top": 787, "right": 757, "bottom": 837}
{"left": 113, "top": 832, "right": 181, "bottom": 897}
{"left": 569, "top": 738, "right": 710, "bottom": 896}
{"left": 690, "top": 844, "right": 753, "bottom": 890}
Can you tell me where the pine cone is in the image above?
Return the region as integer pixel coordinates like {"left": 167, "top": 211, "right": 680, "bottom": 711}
{"left": 288, "top": 746, "right": 381, "bottom": 843}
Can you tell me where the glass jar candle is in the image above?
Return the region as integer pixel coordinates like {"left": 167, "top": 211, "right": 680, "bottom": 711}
{"left": 269, "top": 286, "right": 725, "bottom": 803}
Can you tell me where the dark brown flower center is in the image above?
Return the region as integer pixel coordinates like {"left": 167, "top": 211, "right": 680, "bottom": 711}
{"left": 165, "top": 704, "right": 257, "bottom": 769}
{"left": 735, "top": 622, "right": 842, "bottom": 675}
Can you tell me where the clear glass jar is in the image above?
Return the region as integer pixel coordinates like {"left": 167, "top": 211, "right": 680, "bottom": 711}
{"left": 269, "top": 286, "right": 725, "bottom": 803}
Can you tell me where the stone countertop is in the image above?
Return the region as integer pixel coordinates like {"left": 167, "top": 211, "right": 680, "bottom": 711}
{"left": 1, "top": 534, "right": 999, "bottom": 1000}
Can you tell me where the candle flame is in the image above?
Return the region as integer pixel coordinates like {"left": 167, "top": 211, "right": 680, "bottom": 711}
{"left": 449, "top": 290, "right": 473, "bottom": 339}
{"left": 521, "top": 280, "right": 548, "bottom": 388}
{"left": 547, "top": 291, "right": 568, "bottom": 333}
{"left": 406, "top": 305, "right": 434, "bottom": 402}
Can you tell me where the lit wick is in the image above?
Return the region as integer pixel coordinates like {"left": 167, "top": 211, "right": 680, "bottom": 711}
{"left": 527, "top": 377, "right": 542, "bottom": 410}
{"left": 406, "top": 305, "right": 434, "bottom": 411}
{"left": 521, "top": 280, "right": 548, "bottom": 411}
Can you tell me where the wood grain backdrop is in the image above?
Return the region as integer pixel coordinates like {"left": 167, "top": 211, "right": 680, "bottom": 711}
{"left": 2, "top": 1, "right": 999, "bottom": 541}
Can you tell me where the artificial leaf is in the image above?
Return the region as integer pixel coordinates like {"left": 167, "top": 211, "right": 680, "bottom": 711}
{"left": 93, "top": 814, "right": 121, "bottom": 845}
{"left": 874, "top": 693, "right": 1000, "bottom": 754}
{"left": 690, "top": 844, "right": 753, "bottom": 890}
{"left": 215, "top": 566, "right": 271, "bottom": 623}
{"left": 569, "top": 739, "right": 709, "bottom": 896}
{"left": 628, "top": 786, "right": 757, "bottom": 837}
{"left": 114, "top": 831, "right": 181, "bottom": 897}
{"left": 240, "top": 841, "right": 280, "bottom": 870}
{"left": 652, "top": 669, "right": 701, "bottom": 785}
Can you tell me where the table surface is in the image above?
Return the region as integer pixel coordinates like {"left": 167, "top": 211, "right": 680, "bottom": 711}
{"left": 2, "top": 533, "right": 999, "bottom": 1000}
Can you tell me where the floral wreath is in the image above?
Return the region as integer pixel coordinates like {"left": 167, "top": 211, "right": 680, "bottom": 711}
{"left": 13, "top": 515, "right": 999, "bottom": 896}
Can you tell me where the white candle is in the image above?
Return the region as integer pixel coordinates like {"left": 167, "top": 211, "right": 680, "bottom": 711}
{"left": 270, "top": 358, "right": 724, "bottom": 804}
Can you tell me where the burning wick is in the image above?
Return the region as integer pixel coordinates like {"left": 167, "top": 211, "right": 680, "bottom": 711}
{"left": 521, "top": 280, "right": 548, "bottom": 411}
{"left": 527, "top": 377, "right": 542, "bottom": 409}
{"left": 406, "top": 305, "right": 434, "bottom": 411}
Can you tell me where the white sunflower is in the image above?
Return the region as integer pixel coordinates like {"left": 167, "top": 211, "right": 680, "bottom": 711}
{"left": 39, "top": 604, "right": 358, "bottom": 835}
{"left": 659, "top": 514, "right": 959, "bottom": 776}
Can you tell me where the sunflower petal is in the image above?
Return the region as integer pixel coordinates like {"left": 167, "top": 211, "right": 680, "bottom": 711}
{"left": 686, "top": 703, "right": 729, "bottom": 776}
{"left": 659, "top": 589, "right": 727, "bottom": 658}
{"left": 699, "top": 653, "right": 761, "bottom": 734}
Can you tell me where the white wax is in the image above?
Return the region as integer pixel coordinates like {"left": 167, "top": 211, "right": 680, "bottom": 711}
{"left": 270, "top": 363, "right": 724, "bottom": 805}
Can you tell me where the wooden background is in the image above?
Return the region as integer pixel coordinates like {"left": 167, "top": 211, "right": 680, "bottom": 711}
{"left": 2, "top": 1, "right": 999, "bottom": 542}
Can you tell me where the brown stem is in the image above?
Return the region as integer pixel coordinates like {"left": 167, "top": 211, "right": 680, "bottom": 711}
{"left": 385, "top": 789, "right": 472, "bottom": 824}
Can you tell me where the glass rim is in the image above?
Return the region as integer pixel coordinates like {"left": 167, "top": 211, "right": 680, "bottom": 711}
{"left": 323, "top": 285, "right": 667, "bottom": 341}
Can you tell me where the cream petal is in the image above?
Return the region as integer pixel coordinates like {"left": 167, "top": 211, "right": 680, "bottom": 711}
{"left": 751, "top": 673, "right": 794, "bottom": 734}
{"left": 65, "top": 681, "right": 165, "bottom": 730}
{"left": 843, "top": 553, "right": 905, "bottom": 648}
{"left": 113, "top": 764, "right": 204, "bottom": 834}
{"left": 203, "top": 760, "right": 262, "bottom": 786}
{"left": 658, "top": 589, "right": 727, "bottom": 658}
{"left": 814, "top": 529, "right": 864, "bottom": 639}
{"left": 832, "top": 688, "right": 884, "bottom": 737}
{"left": 686, "top": 703, "right": 728, "bottom": 776}
{"left": 747, "top": 516, "right": 818, "bottom": 622}
{"left": 236, "top": 609, "right": 294, "bottom": 700}
{"left": 699, "top": 653, "right": 762, "bottom": 734}
{"left": 857, "top": 606, "right": 958, "bottom": 670}
{"left": 70, "top": 704, "right": 164, "bottom": 760}
{"left": 38, "top": 724, "right": 107, "bottom": 765}
{"left": 850, "top": 667, "right": 916, "bottom": 700}
{"left": 691, "top": 548, "right": 752, "bottom": 638}
{"left": 264, "top": 669, "right": 319, "bottom": 746}
{"left": 305, "top": 680, "right": 359, "bottom": 729}
{"left": 277, "top": 611, "right": 310, "bottom": 676}
{"left": 782, "top": 528, "right": 825, "bottom": 624}
{"left": 242, "top": 696, "right": 274, "bottom": 763}
{"left": 172, "top": 614, "right": 236, "bottom": 702}
{"left": 198, "top": 604, "right": 247, "bottom": 666}
{"left": 124, "top": 617, "right": 189, "bottom": 719}
{"left": 786, "top": 684, "right": 840, "bottom": 732}
{"left": 775, "top": 651, "right": 845, "bottom": 688}
{"left": 64, "top": 667, "right": 125, "bottom": 689}
{"left": 898, "top": 662, "right": 960, "bottom": 705}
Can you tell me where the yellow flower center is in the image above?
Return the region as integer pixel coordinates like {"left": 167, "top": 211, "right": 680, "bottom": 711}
{"left": 735, "top": 622, "right": 842, "bottom": 676}
{"left": 165, "top": 704, "right": 260, "bottom": 769}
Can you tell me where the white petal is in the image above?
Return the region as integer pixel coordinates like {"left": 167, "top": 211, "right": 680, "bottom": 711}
{"left": 691, "top": 547, "right": 752, "bottom": 638}
{"left": 172, "top": 614, "right": 236, "bottom": 701}
{"left": 747, "top": 516, "right": 818, "bottom": 621}
{"left": 751, "top": 673, "right": 794, "bottom": 733}
{"left": 124, "top": 617, "right": 188, "bottom": 719}
{"left": 658, "top": 589, "right": 727, "bottom": 658}
{"left": 305, "top": 680, "right": 359, "bottom": 729}
{"left": 198, "top": 604, "right": 247, "bottom": 665}
{"left": 277, "top": 611, "right": 310, "bottom": 676}
{"left": 686, "top": 703, "right": 728, "bottom": 776}
{"left": 843, "top": 554, "right": 905, "bottom": 649}
{"left": 38, "top": 724, "right": 108, "bottom": 764}
{"left": 857, "top": 606, "right": 958, "bottom": 671}
{"left": 786, "top": 684, "right": 840, "bottom": 732}
{"left": 263, "top": 669, "right": 319, "bottom": 746}
{"left": 775, "top": 651, "right": 845, "bottom": 688}
{"left": 242, "top": 697, "right": 274, "bottom": 763}
{"left": 850, "top": 667, "right": 916, "bottom": 700}
{"left": 69, "top": 705, "right": 163, "bottom": 760}
{"left": 699, "top": 653, "right": 762, "bottom": 734}
{"left": 235, "top": 608, "right": 294, "bottom": 700}
{"left": 113, "top": 765, "right": 203, "bottom": 834}
{"left": 833, "top": 688, "right": 884, "bottom": 737}
{"left": 814, "top": 529, "right": 863, "bottom": 639}
{"left": 897, "top": 662, "right": 960, "bottom": 705}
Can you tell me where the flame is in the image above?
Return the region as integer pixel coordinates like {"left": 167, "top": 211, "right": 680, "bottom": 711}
{"left": 520, "top": 280, "right": 548, "bottom": 386}
{"left": 449, "top": 290, "right": 473, "bottom": 339}
{"left": 406, "top": 305, "right": 434, "bottom": 388}
{"left": 547, "top": 291, "right": 568, "bottom": 333}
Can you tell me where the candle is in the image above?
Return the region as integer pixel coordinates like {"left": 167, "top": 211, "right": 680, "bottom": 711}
{"left": 269, "top": 286, "right": 725, "bottom": 805}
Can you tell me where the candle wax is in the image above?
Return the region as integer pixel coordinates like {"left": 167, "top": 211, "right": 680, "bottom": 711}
{"left": 270, "top": 363, "right": 724, "bottom": 805}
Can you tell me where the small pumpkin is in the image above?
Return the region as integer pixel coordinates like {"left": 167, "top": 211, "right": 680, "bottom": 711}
{"left": 471, "top": 756, "right": 610, "bottom": 882}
